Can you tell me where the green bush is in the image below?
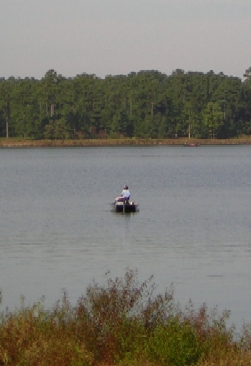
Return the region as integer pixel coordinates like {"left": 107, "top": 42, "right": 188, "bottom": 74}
{"left": 0, "top": 269, "right": 251, "bottom": 365}
{"left": 73, "top": 269, "right": 162, "bottom": 363}
{"left": 146, "top": 320, "right": 201, "bottom": 366}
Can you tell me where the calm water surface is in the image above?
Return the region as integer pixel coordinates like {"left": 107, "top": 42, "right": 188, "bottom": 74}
{"left": 0, "top": 145, "right": 251, "bottom": 328}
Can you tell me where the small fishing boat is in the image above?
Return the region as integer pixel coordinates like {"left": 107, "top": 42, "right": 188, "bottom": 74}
{"left": 112, "top": 201, "right": 139, "bottom": 213}
{"left": 183, "top": 141, "right": 200, "bottom": 147}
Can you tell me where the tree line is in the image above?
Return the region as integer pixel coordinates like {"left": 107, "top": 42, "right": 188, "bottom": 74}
{"left": 0, "top": 67, "right": 251, "bottom": 140}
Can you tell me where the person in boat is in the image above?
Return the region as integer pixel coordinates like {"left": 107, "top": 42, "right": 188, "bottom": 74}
{"left": 115, "top": 185, "right": 130, "bottom": 203}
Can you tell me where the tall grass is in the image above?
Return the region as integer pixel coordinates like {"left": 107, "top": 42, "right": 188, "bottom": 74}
{"left": 0, "top": 269, "right": 250, "bottom": 365}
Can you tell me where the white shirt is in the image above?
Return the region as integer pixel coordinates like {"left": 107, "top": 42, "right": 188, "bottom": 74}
{"left": 122, "top": 189, "right": 130, "bottom": 199}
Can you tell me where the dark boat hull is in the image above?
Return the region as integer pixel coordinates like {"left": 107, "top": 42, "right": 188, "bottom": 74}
{"left": 113, "top": 202, "right": 139, "bottom": 213}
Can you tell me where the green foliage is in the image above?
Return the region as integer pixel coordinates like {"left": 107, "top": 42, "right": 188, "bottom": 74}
{"left": 0, "top": 68, "right": 251, "bottom": 139}
{"left": 73, "top": 269, "right": 172, "bottom": 363}
{"left": 0, "top": 270, "right": 251, "bottom": 365}
{"left": 0, "top": 297, "right": 93, "bottom": 366}
{"left": 203, "top": 101, "right": 224, "bottom": 138}
{"left": 44, "top": 118, "right": 71, "bottom": 139}
{"left": 147, "top": 320, "right": 201, "bottom": 366}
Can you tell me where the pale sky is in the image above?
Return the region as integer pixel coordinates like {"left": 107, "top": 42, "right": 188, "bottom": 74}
{"left": 0, "top": 0, "right": 250, "bottom": 80}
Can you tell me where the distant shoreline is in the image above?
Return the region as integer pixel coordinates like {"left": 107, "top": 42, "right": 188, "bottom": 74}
{"left": 1, "top": 137, "right": 251, "bottom": 148}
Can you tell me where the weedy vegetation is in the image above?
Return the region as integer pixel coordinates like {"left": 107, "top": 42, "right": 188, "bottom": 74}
{"left": 0, "top": 269, "right": 251, "bottom": 365}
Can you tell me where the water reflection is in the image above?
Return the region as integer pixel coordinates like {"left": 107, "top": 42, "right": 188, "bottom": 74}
{"left": 0, "top": 146, "right": 251, "bottom": 328}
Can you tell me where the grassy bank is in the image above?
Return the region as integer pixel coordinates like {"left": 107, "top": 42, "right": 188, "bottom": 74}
{"left": 1, "top": 136, "right": 251, "bottom": 148}
{"left": 0, "top": 270, "right": 251, "bottom": 366}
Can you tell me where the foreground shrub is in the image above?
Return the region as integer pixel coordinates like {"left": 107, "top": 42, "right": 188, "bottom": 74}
{"left": 146, "top": 320, "right": 201, "bottom": 366}
{"left": 0, "top": 269, "right": 251, "bottom": 365}
{"left": 73, "top": 269, "right": 175, "bottom": 363}
{"left": 0, "top": 300, "right": 93, "bottom": 366}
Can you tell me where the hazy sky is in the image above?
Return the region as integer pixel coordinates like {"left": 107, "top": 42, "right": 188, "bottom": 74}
{"left": 0, "top": 0, "right": 250, "bottom": 79}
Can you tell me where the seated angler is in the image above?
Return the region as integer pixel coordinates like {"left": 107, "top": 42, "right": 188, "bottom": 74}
{"left": 115, "top": 185, "right": 130, "bottom": 203}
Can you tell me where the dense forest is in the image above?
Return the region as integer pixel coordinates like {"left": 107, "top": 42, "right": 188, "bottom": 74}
{"left": 0, "top": 67, "right": 251, "bottom": 140}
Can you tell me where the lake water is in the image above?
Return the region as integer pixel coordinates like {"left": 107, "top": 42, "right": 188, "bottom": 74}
{"left": 0, "top": 145, "right": 251, "bottom": 329}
